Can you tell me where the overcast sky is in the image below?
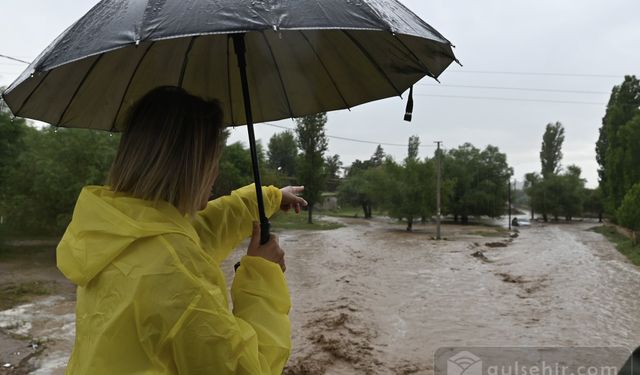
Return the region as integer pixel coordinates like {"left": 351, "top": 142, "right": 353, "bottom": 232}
{"left": 1, "top": 0, "right": 639, "bottom": 188}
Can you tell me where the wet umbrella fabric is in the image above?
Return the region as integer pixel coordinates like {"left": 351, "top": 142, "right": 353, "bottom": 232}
{"left": 2, "top": 0, "right": 458, "bottom": 241}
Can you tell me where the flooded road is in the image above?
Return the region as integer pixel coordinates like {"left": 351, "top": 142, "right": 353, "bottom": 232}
{"left": 225, "top": 218, "right": 640, "bottom": 374}
{"left": 2, "top": 219, "right": 639, "bottom": 374}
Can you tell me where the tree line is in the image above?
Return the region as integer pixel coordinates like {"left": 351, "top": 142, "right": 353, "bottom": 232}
{"left": 521, "top": 75, "right": 639, "bottom": 236}
{"left": 596, "top": 75, "right": 640, "bottom": 234}
{"left": 338, "top": 138, "right": 513, "bottom": 231}
{"left": 523, "top": 122, "right": 595, "bottom": 222}
{"left": 0, "top": 103, "right": 338, "bottom": 234}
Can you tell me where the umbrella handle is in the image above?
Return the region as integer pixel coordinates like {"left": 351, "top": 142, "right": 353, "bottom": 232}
{"left": 260, "top": 220, "right": 271, "bottom": 244}
{"left": 233, "top": 33, "right": 271, "bottom": 245}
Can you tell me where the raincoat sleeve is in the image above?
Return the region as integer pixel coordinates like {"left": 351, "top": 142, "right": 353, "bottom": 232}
{"left": 158, "top": 254, "right": 290, "bottom": 375}
{"left": 192, "top": 184, "right": 282, "bottom": 263}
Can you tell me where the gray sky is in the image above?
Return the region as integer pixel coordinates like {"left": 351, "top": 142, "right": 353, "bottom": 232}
{"left": 1, "top": 0, "right": 639, "bottom": 188}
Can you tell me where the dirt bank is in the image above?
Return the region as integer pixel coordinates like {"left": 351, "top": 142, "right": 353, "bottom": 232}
{"left": 2, "top": 218, "right": 639, "bottom": 374}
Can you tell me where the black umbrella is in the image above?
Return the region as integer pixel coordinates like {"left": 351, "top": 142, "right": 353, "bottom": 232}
{"left": 2, "top": 0, "right": 458, "bottom": 243}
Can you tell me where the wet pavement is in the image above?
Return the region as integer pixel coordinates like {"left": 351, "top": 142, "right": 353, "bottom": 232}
{"left": 1, "top": 218, "right": 639, "bottom": 374}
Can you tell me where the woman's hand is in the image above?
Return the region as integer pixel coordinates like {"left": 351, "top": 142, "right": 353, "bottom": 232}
{"left": 247, "top": 222, "right": 286, "bottom": 272}
{"left": 280, "top": 186, "right": 307, "bottom": 214}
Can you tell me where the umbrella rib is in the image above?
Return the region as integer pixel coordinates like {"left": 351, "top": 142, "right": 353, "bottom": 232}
{"left": 110, "top": 42, "right": 154, "bottom": 132}
{"left": 342, "top": 30, "right": 402, "bottom": 98}
{"left": 391, "top": 34, "right": 438, "bottom": 81}
{"left": 57, "top": 54, "right": 104, "bottom": 126}
{"left": 226, "top": 36, "right": 236, "bottom": 126}
{"left": 260, "top": 31, "right": 294, "bottom": 119}
{"left": 178, "top": 36, "right": 197, "bottom": 88}
{"left": 13, "top": 70, "right": 51, "bottom": 115}
{"left": 298, "top": 30, "right": 350, "bottom": 110}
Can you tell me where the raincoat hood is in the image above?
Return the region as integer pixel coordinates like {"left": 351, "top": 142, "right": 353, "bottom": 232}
{"left": 57, "top": 186, "right": 199, "bottom": 286}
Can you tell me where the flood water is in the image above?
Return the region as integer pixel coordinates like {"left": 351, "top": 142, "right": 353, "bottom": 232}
{"left": 1, "top": 218, "right": 639, "bottom": 374}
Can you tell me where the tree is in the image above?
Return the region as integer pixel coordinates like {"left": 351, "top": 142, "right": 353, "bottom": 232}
{"left": 617, "top": 183, "right": 640, "bottom": 237}
{"left": 382, "top": 157, "right": 435, "bottom": 232}
{"left": 324, "top": 154, "right": 342, "bottom": 192}
{"left": 380, "top": 137, "right": 438, "bottom": 231}
{"left": 406, "top": 135, "right": 420, "bottom": 162}
{"left": 337, "top": 166, "right": 384, "bottom": 219}
{"left": 525, "top": 167, "right": 585, "bottom": 222}
{"left": 295, "top": 113, "right": 328, "bottom": 223}
{"left": 596, "top": 75, "right": 640, "bottom": 214}
{"left": 212, "top": 141, "right": 254, "bottom": 198}
{"left": 540, "top": 122, "right": 565, "bottom": 179}
{"left": 558, "top": 165, "right": 585, "bottom": 221}
{"left": 267, "top": 131, "right": 298, "bottom": 177}
{"left": 583, "top": 187, "right": 604, "bottom": 222}
{"left": 339, "top": 145, "right": 388, "bottom": 218}
{"left": 370, "top": 145, "right": 385, "bottom": 167}
{"left": 3, "top": 126, "right": 120, "bottom": 234}
{"left": 0, "top": 110, "right": 29, "bottom": 223}
{"left": 523, "top": 172, "right": 542, "bottom": 219}
{"left": 443, "top": 143, "right": 512, "bottom": 223}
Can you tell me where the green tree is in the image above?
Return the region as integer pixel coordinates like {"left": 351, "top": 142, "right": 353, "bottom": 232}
{"left": 443, "top": 143, "right": 512, "bottom": 223}
{"left": 523, "top": 172, "right": 542, "bottom": 219}
{"left": 583, "top": 187, "right": 604, "bottom": 222}
{"left": 558, "top": 165, "right": 585, "bottom": 221}
{"left": 267, "top": 131, "right": 298, "bottom": 177}
{"left": 0, "top": 110, "right": 29, "bottom": 223}
{"left": 526, "top": 167, "right": 585, "bottom": 222}
{"left": 295, "top": 113, "right": 328, "bottom": 224}
{"left": 540, "top": 122, "right": 565, "bottom": 179}
{"left": 3, "top": 127, "right": 120, "bottom": 234}
{"left": 596, "top": 75, "right": 640, "bottom": 213}
{"left": 212, "top": 141, "right": 254, "bottom": 198}
{"left": 381, "top": 137, "right": 437, "bottom": 231}
{"left": 617, "top": 183, "right": 640, "bottom": 236}
{"left": 338, "top": 166, "right": 385, "bottom": 219}
{"left": 339, "top": 145, "right": 388, "bottom": 218}
{"left": 324, "top": 154, "right": 342, "bottom": 192}
{"left": 406, "top": 135, "right": 420, "bottom": 162}
{"left": 370, "top": 144, "right": 385, "bottom": 167}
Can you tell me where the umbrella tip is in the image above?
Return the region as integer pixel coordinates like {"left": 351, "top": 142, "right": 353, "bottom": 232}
{"left": 403, "top": 86, "right": 414, "bottom": 123}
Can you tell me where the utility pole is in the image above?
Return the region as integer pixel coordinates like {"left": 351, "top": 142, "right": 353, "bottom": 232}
{"left": 508, "top": 179, "right": 512, "bottom": 231}
{"left": 435, "top": 141, "right": 443, "bottom": 240}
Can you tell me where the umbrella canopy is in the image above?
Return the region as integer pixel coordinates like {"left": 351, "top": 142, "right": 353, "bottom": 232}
{"left": 2, "top": 0, "right": 457, "bottom": 131}
{"left": 2, "top": 0, "right": 458, "bottom": 243}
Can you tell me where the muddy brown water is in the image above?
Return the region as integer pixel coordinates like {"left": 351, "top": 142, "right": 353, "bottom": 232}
{"left": 1, "top": 218, "right": 639, "bottom": 374}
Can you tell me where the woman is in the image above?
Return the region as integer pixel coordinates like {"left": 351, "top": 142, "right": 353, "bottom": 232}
{"left": 57, "top": 86, "right": 306, "bottom": 374}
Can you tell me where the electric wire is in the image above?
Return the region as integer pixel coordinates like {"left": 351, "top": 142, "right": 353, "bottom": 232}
{"left": 261, "top": 122, "right": 436, "bottom": 148}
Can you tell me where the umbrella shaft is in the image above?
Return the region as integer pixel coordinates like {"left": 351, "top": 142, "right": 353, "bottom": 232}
{"left": 233, "top": 34, "right": 271, "bottom": 245}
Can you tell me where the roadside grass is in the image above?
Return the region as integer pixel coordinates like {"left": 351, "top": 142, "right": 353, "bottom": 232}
{"left": 321, "top": 206, "right": 385, "bottom": 218}
{"left": 592, "top": 226, "right": 640, "bottom": 267}
{"left": 270, "top": 212, "right": 344, "bottom": 231}
{"left": 0, "top": 238, "right": 58, "bottom": 263}
{"left": 0, "top": 281, "right": 53, "bottom": 310}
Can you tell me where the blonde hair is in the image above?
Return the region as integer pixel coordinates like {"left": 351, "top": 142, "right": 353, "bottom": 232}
{"left": 108, "top": 86, "right": 224, "bottom": 215}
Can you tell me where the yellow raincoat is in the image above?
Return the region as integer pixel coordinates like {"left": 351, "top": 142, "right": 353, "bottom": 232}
{"left": 57, "top": 184, "right": 290, "bottom": 374}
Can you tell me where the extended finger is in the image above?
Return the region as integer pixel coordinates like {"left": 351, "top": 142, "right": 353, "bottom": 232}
{"left": 248, "top": 222, "right": 260, "bottom": 250}
{"left": 291, "top": 186, "right": 305, "bottom": 194}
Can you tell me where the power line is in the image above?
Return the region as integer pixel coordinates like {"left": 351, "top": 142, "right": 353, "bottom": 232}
{"left": 0, "top": 54, "right": 30, "bottom": 64}
{"left": 261, "top": 122, "right": 436, "bottom": 148}
{"left": 418, "top": 83, "right": 609, "bottom": 95}
{"left": 445, "top": 69, "right": 626, "bottom": 79}
{"left": 414, "top": 94, "right": 605, "bottom": 106}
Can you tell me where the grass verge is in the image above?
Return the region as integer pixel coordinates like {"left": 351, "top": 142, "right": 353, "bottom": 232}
{"left": 592, "top": 226, "right": 640, "bottom": 266}
{"left": 271, "top": 212, "right": 344, "bottom": 231}
{"left": 0, "top": 281, "right": 53, "bottom": 310}
{"left": 321, "top": 206, "right": 385, "bottom": 218}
